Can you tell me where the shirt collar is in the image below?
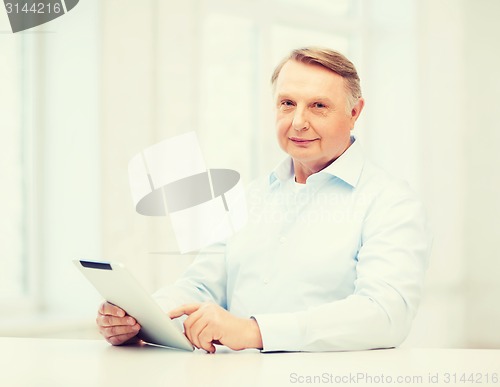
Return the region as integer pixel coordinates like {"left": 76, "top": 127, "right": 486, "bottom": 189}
{"left": 269, "top": 137, "right": 365, "bottom": 188}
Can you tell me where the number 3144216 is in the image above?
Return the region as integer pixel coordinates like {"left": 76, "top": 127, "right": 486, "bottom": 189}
{"left": 5, "top": 2, "right": 62, "bottom": 14}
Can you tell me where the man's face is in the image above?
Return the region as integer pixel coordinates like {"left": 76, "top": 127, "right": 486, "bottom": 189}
{"left": 274, "top": 60, "right": 363, "bottom": 173}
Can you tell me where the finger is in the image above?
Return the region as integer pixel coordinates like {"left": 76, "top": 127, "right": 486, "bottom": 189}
{"left": 101, "top": 323, "right": 140, "bottom": 339}
{"left": 183, "top": 309, "right": 204, "bottom": 332}
{"left": 184, "top": 313, "right": 199, "bottom": 348}
{"left": 187, "top": 317, "right": 209, "bottom": 350}
{"left": 197, "top": 323, "right": 216, "bottom": 354}
{"left": 169, "top": 303, "right": 202, "bottom": 319}
{"left": 107, "top": 331, "right": 140, "bottom": 346}
{"left": 182, "top": 310, "right": 205, "bottom": 347}
{"left": 99, "top": 302, "right": 125, "bottom": 317}
{"left": 97, "top": 314, "right": 136, "bottom": 328}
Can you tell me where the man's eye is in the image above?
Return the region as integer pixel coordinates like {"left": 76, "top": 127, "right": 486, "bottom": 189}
{"left": 313, "top": 102, "right": 326, "bottom": 108}
{"left": 281, "top": 100, "right": 294, "bottom": 107}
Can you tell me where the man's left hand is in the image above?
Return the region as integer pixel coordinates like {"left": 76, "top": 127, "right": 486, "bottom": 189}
{"left": 169, "top": 303, "right": 263, "bottom": 353}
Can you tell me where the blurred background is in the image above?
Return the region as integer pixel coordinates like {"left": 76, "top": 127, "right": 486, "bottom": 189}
{"left": 1, "top": 0, "right": 499, "bottom": 348}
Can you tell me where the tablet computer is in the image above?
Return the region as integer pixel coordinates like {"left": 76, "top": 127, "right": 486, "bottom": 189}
{"left": 74, "top": 259, "right": 194, "bottom": 351}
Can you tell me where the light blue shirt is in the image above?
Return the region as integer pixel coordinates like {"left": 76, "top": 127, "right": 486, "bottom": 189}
{"left": 154, "top": 138, "right": 431, "bottom": 352}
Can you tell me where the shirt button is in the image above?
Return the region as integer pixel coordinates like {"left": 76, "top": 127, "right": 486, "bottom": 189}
{"left": 263, "top": 277, "right": 270, "bottom": 285}
{"left": 279, "top": 236, "right": 286, "bottom": 244}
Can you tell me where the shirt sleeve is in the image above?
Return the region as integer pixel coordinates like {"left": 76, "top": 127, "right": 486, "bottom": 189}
{"left": 252, "top": 183, "right": 432, "bottom": 352}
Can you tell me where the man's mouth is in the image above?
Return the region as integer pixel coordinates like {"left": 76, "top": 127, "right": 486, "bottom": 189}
{"left": 289, "top": 137, "right": 319, "bottom": 144}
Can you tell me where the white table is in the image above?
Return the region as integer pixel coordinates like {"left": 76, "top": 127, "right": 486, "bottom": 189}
{"left": 1, "top": 337, "right": 499, "bottom": 387}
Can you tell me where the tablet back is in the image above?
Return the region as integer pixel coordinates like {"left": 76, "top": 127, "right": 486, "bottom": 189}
{"left": 74, "top": 260, "right": 193, "bottom": 351}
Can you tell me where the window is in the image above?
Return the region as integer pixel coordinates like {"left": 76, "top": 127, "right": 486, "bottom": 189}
{"left": 0, "top": 17, "right": 35, "bottom": 309}
{"left": 198, "top": 12, "right": 257, "bottom": 181}
{"left": 1, "top": 2, "right": 101, "bottom": 321}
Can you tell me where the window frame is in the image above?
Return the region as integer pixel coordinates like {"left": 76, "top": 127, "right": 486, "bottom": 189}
{"left": 0, "top": 31, "right": 41, "bottom": 314}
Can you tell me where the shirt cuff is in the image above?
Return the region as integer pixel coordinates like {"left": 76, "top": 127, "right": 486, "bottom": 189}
{"left": 251, "top": 312, "right": 304, "bottom": 352}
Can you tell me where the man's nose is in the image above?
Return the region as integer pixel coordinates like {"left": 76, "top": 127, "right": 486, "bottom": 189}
{"left": 292, "top": 108, "right": 309, "bottom": 131}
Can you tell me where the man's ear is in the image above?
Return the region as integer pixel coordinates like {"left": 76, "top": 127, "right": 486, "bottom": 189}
{"left": 350, "top": 97, "right": 365, "bottom": 122}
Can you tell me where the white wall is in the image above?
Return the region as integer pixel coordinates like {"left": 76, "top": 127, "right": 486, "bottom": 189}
{"left": 360, "top": 0, "right": 421, "bottom": 190}
{"left": 400, "top": 0, "right": 500, "bottom": 349}
{"left": 402, "top": 0, "right": 469, "bottom": 347}
{"left": 462, "top": 0, "right": 500, "bottom": 348}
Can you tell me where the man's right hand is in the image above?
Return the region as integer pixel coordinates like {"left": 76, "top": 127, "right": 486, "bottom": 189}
{"left": 96, "top": 302, "right": 141, "bottom": 345}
